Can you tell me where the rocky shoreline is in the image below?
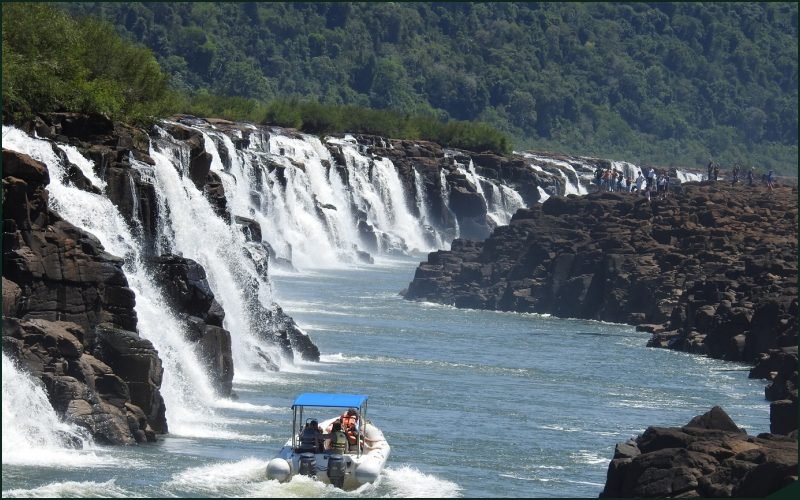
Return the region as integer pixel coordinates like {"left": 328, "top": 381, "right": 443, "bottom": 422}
{"left": 403, "top": 181, "right": 798, "bottom": 495}
{"left": 404, "top": 182, "right": 797, "bottom": 431}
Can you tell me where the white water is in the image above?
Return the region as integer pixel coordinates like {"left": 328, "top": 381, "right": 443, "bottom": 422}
{"left": 676, "top": 170, "right": 704, "bottom": 183}
{"left": 2, "top": 126, "right": 236, "bottom": 440}
{"left": 149, "top": 128, "right": 287, "bottom": 377}
{"left": 1, "top": 353, "right": 97, "bottom": 467}
{"left": 413, "top": 168, "right": 445, "bottom": 248}
{"left": 522, "top": 153, "right": 589, "bottom": 196}
{"left": 440, "top": 168, "right": 460, "bottom": 239}
{"left": 56, "top": 143, "right": 107, "bottom": 190}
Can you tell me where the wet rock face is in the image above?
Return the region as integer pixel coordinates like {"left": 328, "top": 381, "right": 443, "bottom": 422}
{"left": 3, "top": 148, "right": 166, "bottom": 443}
{"left": 149, "top": 253, "right": 233, "bottom": 396}
{"left": 600, "top": 406, "right": 798, "bottom": 498}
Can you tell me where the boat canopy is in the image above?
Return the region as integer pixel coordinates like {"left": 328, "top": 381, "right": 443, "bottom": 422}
{"left": 292, "top": 393, "right": 368, "bottom": 409}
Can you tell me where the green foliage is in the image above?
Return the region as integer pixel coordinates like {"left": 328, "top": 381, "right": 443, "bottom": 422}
{"left": 9, "top": 2, "right": 798, "bottom": 173}
{"left": 2, "top": 3, "right": 173, "bottom": 123}
{"left": 260, "top": 100, "right": 511, "bottom": 154}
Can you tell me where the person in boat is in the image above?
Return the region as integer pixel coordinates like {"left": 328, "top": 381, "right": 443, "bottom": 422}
{"left": 325, "top": 420, "right": 349, "bottom": 454}
{"left": 340, "top": 408, "right": 360, "bottom": 447}
{"left": 298, "top": 419, "right": 324, "bottom": 453}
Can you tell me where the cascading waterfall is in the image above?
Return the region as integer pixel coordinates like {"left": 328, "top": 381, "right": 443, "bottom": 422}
{"left": 459, "top": 159, "right": 525, "bottom": 226}
{"left": 413, "top": 168, "right": 445, "bottom": 249}
{"left": 56, "top": 143, "right": 107, "bottom": 190}
{"left": 2, "top": 126, "right": 231, "bottom": 439}
{"left": 150, "top": 128, "right": 286, "bottom": 378}
{"left": 2, "top": 353, "right": 93, "bottom": 465}
{"left": 676, "top": 170, "right": 704, "bottom": 183}
{"left": 522, "top": 153, "right": 588, "bottom": 196}
{"left": 611, "top": 160, "right": 642, "bottom": 185}
{"left": 440, "top": 168, "right": 460, "bottom": 240}
{"left": 323, "top": 135, "right": 431, "bottom": 255}
{"left": 488, "top": 182, "right": 526, "bottom": 226}
{"left": 192, "top": 124, "right": 437, "bottom": 267}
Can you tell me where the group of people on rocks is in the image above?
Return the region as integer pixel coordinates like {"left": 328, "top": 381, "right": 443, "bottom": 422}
{"left": 297, "top": 408, "right": 361, "bottom": 454}
{"left": 707, "top": 159, "right": 775, "bottom": 191}
{"left": 592, "top": 165, "right": 670, "bottom": 200}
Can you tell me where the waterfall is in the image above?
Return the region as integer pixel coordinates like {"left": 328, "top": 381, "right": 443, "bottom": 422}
{"left": 149, "top": 128, "right": 286, "bottom": 377}
{"left": 2, "top": 125, "right": 231, "bottom": 439}
{"left": 455, "top": 158, "right": 525, "bottom": 226}
{"left": 611, "top": 160, "right": 641, "bottom": 187}
{"left": 676, "top": 170, "right": 704, "bottom": 183}
{"left": 440, "top": 168, "right": 460, "bottom": 240}
{"left": 489, "top": 182, "right": 526, "bottom": 226}
{"left": 184, "top": 124, "right": 439, "bottom": 267}
{"left": 56, "top": 143, "right": 107, "bottom": 190}
{"left": 2, "top": 353, "right": 93, "bottom": 465}
{"left": 413, "top": 168, "right": 444, "bottom": 249}
{"left": 537, "top": 186, "right": 552, "bottom": 203}
{"left": 523, "top": 153, "right": 588, "bottom": 196}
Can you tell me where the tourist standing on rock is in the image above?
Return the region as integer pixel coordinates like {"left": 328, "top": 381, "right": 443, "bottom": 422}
{"left": 747, "top": 168, "right": 754, "bottom": 186}
{"left": 731, "top": 165, "right": 740, "bottom": 185}
{"left": 593, "top": 167, "right": 603, "bottom": 191}
{"left": 713, "top": 164, "right": 720, "bottom": 182}
{"left": 601, "top": 168, "right": 611, "bottom": 191}
{"left": 766, "top": 170, "right": 775, "bottom": 191}
{"left": 707, "top": 160, "right": 714, "bottom": 181}
{"left": 647, "top": 167, "right": 657, "bottom": 190}
{"left": 635, "top": 171, "right": 646, "bottom": 193}
{"left": 657, "top": 174, "right": 667, "bottom": 199}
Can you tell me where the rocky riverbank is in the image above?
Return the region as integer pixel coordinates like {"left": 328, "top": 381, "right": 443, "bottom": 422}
{"left": 404, "top": 182, "right": 797, "bottom": 436}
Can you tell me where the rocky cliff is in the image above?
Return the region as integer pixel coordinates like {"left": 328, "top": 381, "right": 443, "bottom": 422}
{"left": 404, "top": 182, "right": 798, "bottom": 434}
{"left": 3, "top": 149, "right": 164, "bottom": 444}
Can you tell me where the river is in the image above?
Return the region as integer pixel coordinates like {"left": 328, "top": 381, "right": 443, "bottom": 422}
{"left": 2, "top": 256, "right": 770, "bottom": 498}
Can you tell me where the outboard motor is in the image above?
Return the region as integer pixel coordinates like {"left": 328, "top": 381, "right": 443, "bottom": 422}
{"left": 327, "top": 453, "right": 346, "bottom": 488}
{"left": 298, "top": 452, "right": 317, "bottom": 476}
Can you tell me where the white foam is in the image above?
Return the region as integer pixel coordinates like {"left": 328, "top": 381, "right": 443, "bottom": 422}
{"left": 377, "top": 465, "right": 462, "bottom": 497}
{"left": 165, "top": 458, "right": 269, "bottom": 495}
{"left": 1, "top": 353, "right": 109, "bottom": 468}
{"left": 569, "top": 450, "right": 609, "bottom": 465}
{"left": 57, "top": 143, "right": 107, "bottom": 190}
{"left": 2, "top": 479, "right": 134, "bottom": 498}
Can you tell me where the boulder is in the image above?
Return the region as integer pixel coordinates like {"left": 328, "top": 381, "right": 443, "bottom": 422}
{"left": 601, "top": 407, "right": 798, "bottom": 497}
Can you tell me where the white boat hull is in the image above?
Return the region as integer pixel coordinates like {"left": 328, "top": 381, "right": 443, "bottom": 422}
{"left": 266, "top": 420, "right": 390, "bottom": 490}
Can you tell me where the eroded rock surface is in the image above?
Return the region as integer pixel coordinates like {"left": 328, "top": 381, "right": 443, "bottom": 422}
{"left": 600, "top": 406, "right": 798, "bottom": 497}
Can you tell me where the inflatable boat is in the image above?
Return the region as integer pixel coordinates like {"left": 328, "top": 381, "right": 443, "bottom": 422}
{"left": 266, "top": 393, "right": 390, "bottom": 490}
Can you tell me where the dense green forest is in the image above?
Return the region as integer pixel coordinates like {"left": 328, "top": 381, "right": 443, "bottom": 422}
{"left": 2, "top": 3, "right": 174, "bottom": 123}
{"left": 2, "top": 3, "right": 510, "bottom": 153}
{"left": 14, "top": 3, "right": 800, "bottom": 173}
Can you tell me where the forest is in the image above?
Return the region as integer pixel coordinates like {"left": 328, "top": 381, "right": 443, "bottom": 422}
{"left": 7, "top": 2, "right": 799, "bottom": 172}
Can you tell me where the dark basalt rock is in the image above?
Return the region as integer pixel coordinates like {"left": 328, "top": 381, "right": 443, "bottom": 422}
{"left": 600, "top": 407, "right": 797, "bottom": 498}
{"left": 204, "top": 171, "right": 230, "bottom": 223}
{"left": 149, "top": 254, "right": 233, "bottom": 395}
{"left": 3, "top": 147, "right": 166, "bottom": 442}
